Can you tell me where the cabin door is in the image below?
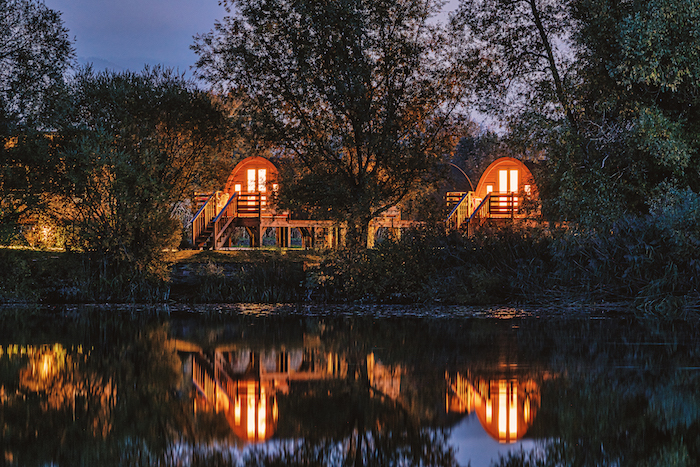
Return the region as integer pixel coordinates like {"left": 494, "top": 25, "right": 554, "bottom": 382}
{"left": 498, "top": 169, "right": 519, "bottom": 208}
{"left": 247, "top": 168, "right": 268, "bottom": 206}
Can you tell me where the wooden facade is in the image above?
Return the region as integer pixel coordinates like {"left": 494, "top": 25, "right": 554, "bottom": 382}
{"left": 445, "top": 157, "right": 537, "bottom": 233}
{"left": 191, "top": 156, "right": 415, "bottom": 249}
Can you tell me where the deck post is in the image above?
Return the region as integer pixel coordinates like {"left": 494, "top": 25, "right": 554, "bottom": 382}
{"left": 256, "top": 225, "right": 264, "bottom": 247}
{"left": 367, "top": 223, "right": 376, "bottom": 249}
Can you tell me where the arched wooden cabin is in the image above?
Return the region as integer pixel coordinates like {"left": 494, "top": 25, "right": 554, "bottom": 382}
{"left": 445, "top": 157, "right": 538, "bottom": 231}
{"left": 192, "top": 155, "right": 419, "bottom": 249}
{"left": 223, "top": 155, "right": 279, "bottom": 196}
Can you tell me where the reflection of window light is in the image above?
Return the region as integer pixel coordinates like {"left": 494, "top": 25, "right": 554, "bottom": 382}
{"left": 486, "top": 400, "right": 492, "bottom": 423}
{"left": 247, "top": 383, "right": 255, "bottom": 439}
{"left": 510, "top": 388, "right": 518, "bottom": 438}
{"left": 486, "top": 185, "right": 493, "bottom": 194}
{"left": 258, "top": 388, "right": 266, "bottom": 438}
{"left": 524, "top": 184, "right": 531, "bottom": 194}
{"left": 272, "top": 183, "right": 279, "bottom": 192}
{"left": 234, "top": 184, "right": 241, "bottom": 193}
{"left": 499, "top": 381, "right": 507, "bottom": 441}
{"left": 235, "top": 397, "right": 241, "bottom": 425}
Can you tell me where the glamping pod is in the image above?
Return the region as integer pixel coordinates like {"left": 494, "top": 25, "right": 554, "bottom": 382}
{"left": 192, "top": 155, "right": 418, "bottom": 249}
{"left": 445, "top": 157, "right": 538, "bottom": 231}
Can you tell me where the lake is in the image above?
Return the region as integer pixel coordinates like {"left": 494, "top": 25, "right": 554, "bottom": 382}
{"left": 1, "top": 304, "right": 699, "bottom": 466}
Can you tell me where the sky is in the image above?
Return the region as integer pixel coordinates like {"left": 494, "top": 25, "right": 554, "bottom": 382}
{"left": 44, "top": 0, "right": 460, "bottom": 81}
{"left": 45, "top": 0, "right": 227, "bottom": 78}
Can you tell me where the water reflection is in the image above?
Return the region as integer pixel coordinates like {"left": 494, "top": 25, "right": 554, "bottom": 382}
{"left": 1, "top": 308, "right": 700, "bottom": 466}
{"left": 447, "top": 372, "right": 540, "bottom": 444}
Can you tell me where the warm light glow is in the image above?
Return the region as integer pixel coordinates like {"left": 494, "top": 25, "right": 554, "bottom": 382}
{"left": 247, "top": 169, "right": 256, "bottom": 192}
{"left": 509, "top": 170, "right": 518, "bottom": 193}
{"left": 234, "top": 184, "right": 241, "bottom": 193}
{"left": 524, "top": 184, "right": 531, "bottom": 194}
{"left": 234, "top": 397, "right": 241, "bottom": 425}
{"left": 247, "top": 383, "right": 255, "bottom": 439}
{"left": 258, "top": 387, "right": 266, "bottom": 438}
{"left": 486, "top": 185, "right": 493, "bottom": 194}
{"left": 510, "top": 385, "right": 518, "bottom": 438}
{"left": 499, "top": 170, "right": 508, "bottom": 193}
{"left": 498, "top": 381, "right": 507, "bottom": 441}
{"left": 486, "top": 400, "right": 492, "bottom": 423}
{"left": 258, "top": 169, "right": 266, "bottom": 192}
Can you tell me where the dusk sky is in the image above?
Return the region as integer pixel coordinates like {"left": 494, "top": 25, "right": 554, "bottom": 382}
{"left": 44, "top": 0, "right": 459, "bottom": 81}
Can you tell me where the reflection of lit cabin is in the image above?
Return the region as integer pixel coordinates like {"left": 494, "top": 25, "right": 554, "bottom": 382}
{"left": 446, "top": 157, "right": 538, "bottom": 233}
{"left": 177, "top": 340, "right": 402, "bottom": 443}
{"left": 446, "top": 372, "right": 540, "bottom": 443}
{"left": 192, "top": 155, "right": 416, "bottom": 249}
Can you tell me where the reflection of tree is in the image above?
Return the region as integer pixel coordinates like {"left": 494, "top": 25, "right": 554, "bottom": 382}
{"left": 0, "top": 313, "right": 189, "bottom": 466}
{"left": 494, "top": 317, "right": 700, "bottom": 467}
{"left": 247, "top": 351, "right": 458, "bottom": 467}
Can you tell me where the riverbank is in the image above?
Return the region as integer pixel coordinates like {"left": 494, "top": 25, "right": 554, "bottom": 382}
{"left": 2, "top": 217, "right": 699, "bottom": 316}
{"left": 0, "top": 247, "right": 322, "bottom": 304}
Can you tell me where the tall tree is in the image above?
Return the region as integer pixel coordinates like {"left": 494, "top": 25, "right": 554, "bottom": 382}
{"left": 194, "top": 0, "right": 477, "bottom": 248}
{"left": 0, "top": 0, "right": 74, "bottom": 227}
{"left": 57, "top": 67, "right": 227, "bottom": 298}
{"left": 455, "top": 0, "right": 700, "bottom": 226}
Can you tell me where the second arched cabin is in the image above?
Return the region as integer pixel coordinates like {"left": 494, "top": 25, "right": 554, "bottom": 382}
{"left": 446, "top": 157, "right": 538, "bottom": 233}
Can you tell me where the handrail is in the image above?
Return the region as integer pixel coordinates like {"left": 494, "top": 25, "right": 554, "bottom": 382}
{"left": 191, "top": 193, "right": 216, "bottom": 246}
{"left": 468, "top": 193, "right": 491, "bottom": 223}
{"left": 445, "top": 191, "right": 478, "bottom": 231}
{"left": 445, "top": 192, "right": 469, "bottom": 224}
{"left": 213, "top": 193, "right": 239, "bottom": 248}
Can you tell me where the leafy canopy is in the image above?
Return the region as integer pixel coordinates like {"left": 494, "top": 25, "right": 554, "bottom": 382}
{"left": 194, "top": 0, "right": 478, "bottom": 247}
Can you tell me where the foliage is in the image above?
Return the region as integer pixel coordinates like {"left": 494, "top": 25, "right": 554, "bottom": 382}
{"left": 308, "top": 224, "right": 553, "bottom": 304}
{"left": 194, "top": 0, "right": 477, "bottom": 248}
{"left": 454, "top": 0, "right": 700, "bottom": 226}
{"left": 0, "top": 0, "right": 74, "bottom": 226}
{"left": 54, "top": 67, "right": 227, "bottom": 300}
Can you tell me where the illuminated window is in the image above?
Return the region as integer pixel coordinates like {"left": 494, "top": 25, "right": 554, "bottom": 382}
{"left": 486, "top": 185, "right": 493, "bottom": 194}
{"left": 234, "top": 184, "right": 241, "bottom": 193}
{"left": 258, "top": 169, "right": 267, "bottom": 192}
{"left": 510, "top": 170, "right": 518, "bottom": 193}
{"left": 247, "top": 169, "right": 256, "bottom": 192}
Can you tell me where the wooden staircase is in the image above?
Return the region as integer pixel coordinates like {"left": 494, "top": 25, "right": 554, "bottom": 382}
{"left": 445, "top": 191, "right": 524, "bottom": 234}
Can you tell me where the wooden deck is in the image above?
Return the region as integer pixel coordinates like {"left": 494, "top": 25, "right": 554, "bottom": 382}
{"left": 192, "top": 192, "right": 417, "bottom": 249}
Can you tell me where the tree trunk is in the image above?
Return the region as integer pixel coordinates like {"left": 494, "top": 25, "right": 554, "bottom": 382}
{"left": 345, "top": 215, "right": 373, "bottom": 250}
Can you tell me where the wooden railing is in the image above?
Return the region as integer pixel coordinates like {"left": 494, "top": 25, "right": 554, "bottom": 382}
{"left": 192, "top": 353, "right": 230, "bottom": 412}
{"left": 488, "top": 193, "right": 519, "bottom": 217}
{"left": 468, "top": 193, "right": 491, "bottom": 223}
{"left": 191, "top": 193, "right": 216, "bottom": 246}
{"left": 445, "top": 192, "right": 471, "bottom": 230}
{"left": 236, "top": 193, "right": 267, "bottom": 218}
{"left": 212, "top": 193, "right": 238, "bottom": 249}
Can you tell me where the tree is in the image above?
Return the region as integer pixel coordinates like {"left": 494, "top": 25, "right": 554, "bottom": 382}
{"left": 454, "top": 0, "right": 700, "bottom": 226}
{"left": 193, "top": 0, "right": 477, "bottom": 248}
{"left": 0, "top": 0, "right": 74, "bottom": 227}
{"left": 57, "top": 67, "right": 227, "bottom": 298}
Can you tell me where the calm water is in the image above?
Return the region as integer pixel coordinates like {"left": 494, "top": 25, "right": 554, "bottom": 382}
{"left": 2, "top": 304, "right": 699, "bottom": 466}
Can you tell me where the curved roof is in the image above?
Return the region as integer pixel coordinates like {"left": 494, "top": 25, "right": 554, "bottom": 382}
{"left": 474, "top": 157, "right": 536, "bottom": 199}
{"left": 223, "top": 156, "right": 279, "bottom": 194}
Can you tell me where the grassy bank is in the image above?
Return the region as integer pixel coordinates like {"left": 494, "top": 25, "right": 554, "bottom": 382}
{"left": 2, "top": 210, "right": 699, "bottom": 315}
{"left": 0, "top": 247, "right": 323, "bottom": 304}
